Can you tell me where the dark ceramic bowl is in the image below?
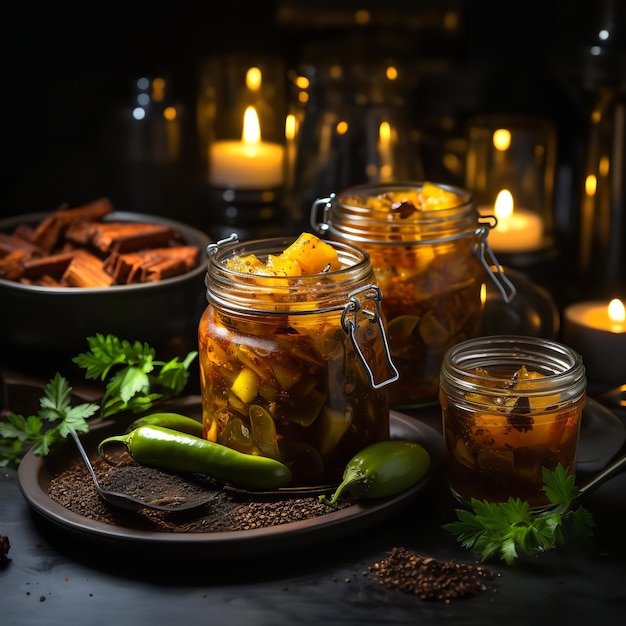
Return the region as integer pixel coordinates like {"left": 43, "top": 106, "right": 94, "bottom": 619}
{"left": 0, "top": 211, "right": 211, "bottom": 378}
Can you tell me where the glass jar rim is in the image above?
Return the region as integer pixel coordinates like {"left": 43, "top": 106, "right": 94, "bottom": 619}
{"left": 318, "top": 181, "right": 478, "bottom": 246}
{"left": 205, "top": 235, "right": 376, "bottom": 313}
{"left": 440, "top": 334, "right": 587, "bottom": 397}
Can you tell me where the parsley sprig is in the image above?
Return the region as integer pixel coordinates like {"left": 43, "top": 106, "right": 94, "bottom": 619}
{"left": 0, "top": 334, "right": 197, "bottom": 468}
{"left": 0, "top": 373, "right": 99, "bottom": 468}
{"left": 72, "top": 333, "right": 197, "bottom": 418}
{"left": 444, "top": 465, "right": 596, "bottom": 565}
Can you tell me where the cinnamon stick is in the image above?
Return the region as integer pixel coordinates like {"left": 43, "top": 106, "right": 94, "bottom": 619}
{"left": 62, "top": 251, "right": 115, "bottom": 288}
{"left": 89, "top": 222, "right": 180, "bottom": 254}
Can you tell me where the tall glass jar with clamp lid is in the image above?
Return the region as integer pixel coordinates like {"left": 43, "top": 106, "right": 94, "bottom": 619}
{"left": 311, "top": 181, "right": 516, "bottom": 408}
{"left": 199, "top": 233, "right": 399, "bottom": 487}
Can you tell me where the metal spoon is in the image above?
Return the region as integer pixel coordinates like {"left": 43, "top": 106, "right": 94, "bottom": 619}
{"left": 572, "top": 452, "right": 626, "bottom": 507}
{"left": 70, "top": 430, "right": 216, "bottom": 513}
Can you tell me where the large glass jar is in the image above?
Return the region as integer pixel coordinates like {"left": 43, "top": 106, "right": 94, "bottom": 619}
{"left": 311, "top": 181, "right": 515, "bottom": 408}
{"left": 439, "top": 335, "right": 587, "bottom": 509}
{"left": 198, "top": 234, "right": 398, "bottom": 487}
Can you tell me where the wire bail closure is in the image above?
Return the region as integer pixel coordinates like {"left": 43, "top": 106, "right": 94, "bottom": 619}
{"left": 341, "top": 285, "right": 400, "bottom": 389}
{"left": 310, "top": 194, "right": 335, "bottom": 233}
{"left": 473, "top": 218, "right": 517, "bottom": 303}
{"left": 206, "top": 233, "right": 239, "bottom": 258}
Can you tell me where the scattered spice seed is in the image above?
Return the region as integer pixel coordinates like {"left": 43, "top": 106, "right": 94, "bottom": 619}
{"left": 367, "top": 546, "right": 493, "bottom": 603}
{"left": 47, "top": 456, "right": 356, "bottom": 533}
{"left": 0, "top": 534, "right": 10, "bottom": 563}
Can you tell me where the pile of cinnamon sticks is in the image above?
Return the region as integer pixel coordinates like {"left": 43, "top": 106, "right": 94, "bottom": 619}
{"left": 0, "top": 198, "right": 201, "bottom": 288}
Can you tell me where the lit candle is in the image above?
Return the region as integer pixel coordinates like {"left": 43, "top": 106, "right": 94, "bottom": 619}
{"left": 563, "top": 298, "right": 626, "bottom": 383}
{"left": 378, "top": 121, "right": 393, "bottom": 181}
{"left": 479, "top": 189, "right": 544, "bottom": 253}
{"left": 209, "top": 106, "right": 285, "bottom": 189}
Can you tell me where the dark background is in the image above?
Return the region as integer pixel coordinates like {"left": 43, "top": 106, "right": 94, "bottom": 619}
{"left": 2, "top": 0, "right": 624, "bottom": 300}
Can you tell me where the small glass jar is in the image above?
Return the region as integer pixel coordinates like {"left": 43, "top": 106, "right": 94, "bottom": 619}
{"left": 311, "top": 181, "right": 515, "bottom": 408}
{"left": 440, "top": 335, "right": 587, "bottom": 509}
{"left": 198, "top": 234, "right": 398, "bottom": 487}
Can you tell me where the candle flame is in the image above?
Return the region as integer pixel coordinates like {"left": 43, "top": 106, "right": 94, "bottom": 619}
{"left": 493, "top": 129, "right": 511, "bottom": 151}
{"left": 585, "top": 174, "right": 597, "bottom": 196}
{"left": 336, "top": 120, "right": 348, "bottom": 135}
{"left": 285, "top": 114, "right": 296, "bottom": 141}
{"left": 379, "top": 121, "right": 391, "bottom": 143}
{"left": 242, "top": 106, "right": 261, "bottom": 144}
{"left": 494, "top": 189, "right": 514, "bottom": 221}
{"left": 608, "top": 298, "right": 626, "bottom": 323}
{"left": 386, "top": 65, "right": 398, "bottom": 80}
{"left": 246, "top": 67, "right": 262, "bottom": 91}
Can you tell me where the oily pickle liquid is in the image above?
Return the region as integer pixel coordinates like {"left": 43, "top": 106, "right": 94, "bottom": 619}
{"left": 439, "top": 336, "right": 587, "bottom": 510}
{"left": 199, "top": 236, "right": 394, "bottom": 488}
{"left": 441, "top": 393, "right": 584, "bottom": 508}
{"left": 311, "top": 182, "right": 501, "bottom": 408}
{"left": 366, "top": 238, "right": 483, "bottom": 406}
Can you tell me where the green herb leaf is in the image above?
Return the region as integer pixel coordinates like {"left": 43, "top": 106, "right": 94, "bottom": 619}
{"left": 72, "top": 333, "right": 197, "bottom": 418}
{"left": 542, "top": 464, "right": 577, "bottom": 512}
{"left": 444, "top": 466, "right": 596, "bottom": 565}
{"left": 0, "top": 373, "right": 99, "bottom": 468}
{"left": 0, "top": 335, "right": 197, "bottom": 467}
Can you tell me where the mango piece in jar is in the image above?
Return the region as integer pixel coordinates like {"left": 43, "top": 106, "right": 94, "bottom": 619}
{"left": 282, "top": 232, "right": 341, "bottom": 274}
{"left": 466, "top": 365, "right": 561, "bottom": 410}
{"left": 317, "top": 406, "right": 353, "bottom": 455}
{"left": 226, "top": 253, "right": 267, "bottom": 274}
{"left": 468, "top": 410, "right": 565, "bottom": 451}
{"left": 266, "top": 254, "right": 303, "bottom": 276}
{"left": 420, "top": 182, "right": 461, "bottom": 210}
{"left": 513, "top": 366, "right": 561, "bottom": 409}
{"left": 225, "top": 232, "right": 340, "bottom": 277}
{"left": 231, "top": 367, "right": 260, "bottom": 404}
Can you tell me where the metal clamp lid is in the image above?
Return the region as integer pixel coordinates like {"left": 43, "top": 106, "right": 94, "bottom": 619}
{"left": 341, "top": 285, "right": 400, "bottom": 389}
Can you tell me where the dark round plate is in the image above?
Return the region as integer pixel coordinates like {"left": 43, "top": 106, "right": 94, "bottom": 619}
{"left": 17, "top": 411, "right": 442, "bottom": 559}
{"left": 577, "top": 397, "right": 626, "bottom": 474}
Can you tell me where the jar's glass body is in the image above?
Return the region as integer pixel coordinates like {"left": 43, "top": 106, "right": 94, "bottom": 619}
{"left": 312, "top": 182, "right": 486, "bottom": 407}
{"left": 199, "top": 237, "right": 392, "bottom": 487}
{"left": 439, "top": 335, "right": 587, "bottom": 509}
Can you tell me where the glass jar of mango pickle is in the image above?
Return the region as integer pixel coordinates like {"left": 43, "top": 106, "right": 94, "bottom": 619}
{"left": 199, "top": 233, "right": 399, "bottom": 487}
{"left": 311, "top": 181, "right": 516, "bottom": 408}
{"left": 440, "top": 335, "right": 587, "bottom": 509}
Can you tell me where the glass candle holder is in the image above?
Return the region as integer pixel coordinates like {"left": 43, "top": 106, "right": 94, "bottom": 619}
{"left": 197, "top": 54, "right": 288, "bottom": 189}
{"left": 286, "top": 52, "right": 423, "bottom": 229}
{"left": 465, "top": 114, "right": 557, "bottom": 257}
{"left": 196, "top": 55, "right": 290, "bottom": 239}
{"left": 439, "top": 335, "right": 587, "bottom": 509}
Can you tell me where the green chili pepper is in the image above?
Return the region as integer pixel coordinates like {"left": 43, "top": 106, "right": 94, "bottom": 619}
{"left": 319, "top": 440, "right": 430, "bottom": 505}
{"left": 98, "top": 425, "right": 292, "bottom": 491}
{"left": 125, "top": 412, "right": 204, "bottom": 437}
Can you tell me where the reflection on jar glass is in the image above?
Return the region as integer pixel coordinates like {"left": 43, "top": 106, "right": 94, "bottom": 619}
{"left": 440, "top": 335, "right": 587, "bottom": 509}
{"left": 198, "top": 235, "right": 398, "bottom": 487}
{"left": 311, "top": 181, "right": 515, "bottom": 408}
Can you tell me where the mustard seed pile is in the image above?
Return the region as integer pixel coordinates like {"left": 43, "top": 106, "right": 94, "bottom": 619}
{"left": 367, "top": 546, "right": 494, "bottom": 602}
